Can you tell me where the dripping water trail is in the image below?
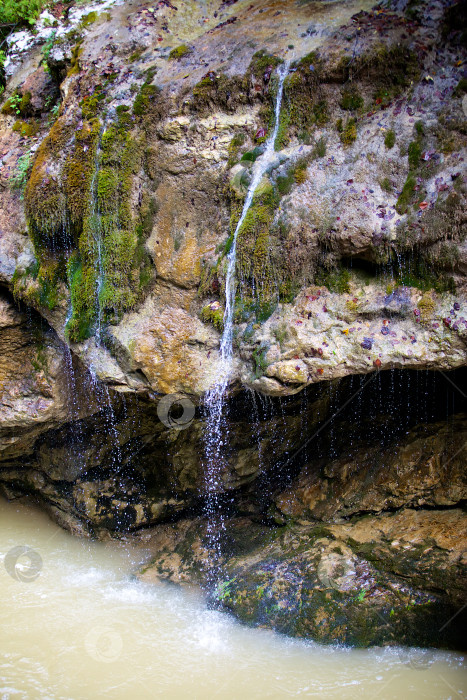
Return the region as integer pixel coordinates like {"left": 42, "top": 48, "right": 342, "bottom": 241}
{"left": 202, "top": 61, "right": 290, "bottom": 590}
{"left": 64, "top": 123, "right": 122, "bottom": 476}
{"left": 89, "top": 126, "right": 106, "bottom": 346}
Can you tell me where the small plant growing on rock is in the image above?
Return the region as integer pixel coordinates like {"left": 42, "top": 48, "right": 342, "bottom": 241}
{"left": 252, "top": 343, "right": 270, "bottom": 378}
{"left": 384, "top": 129, "right": 396, "bottom": 149}
{"left": 312, "top": 136, "right": 327, "bottom": 159}
{"left": 272, "top": 322, "right": 289, "bottom": 350}
{"left": 339, "top": 118, "right": 357, "bottom": 146}
{"left": 408, "top": 139, "right": 422, "bottom": 169}
{"left": 9, "top": 150, "right": 32, "bottom": 194}
{"left": 2, "top": 92, "right": 22, "bottom": 116}
{"left": 379, "top": 177, "right": 393, "bottom": 193}
{"left": 227, "top": 132, "right": 246, "bottom": 168}
{"left": 201, "top": 302, "right": 224, "bottom": 331}
{"left": 418, "top": 292, "right": 436, "bottom": 323}
{"left": 339, "top": 87, "right": 364, "bottom": 111}
{"left": 396, "top": 174, "right": 417, "bottom": 214}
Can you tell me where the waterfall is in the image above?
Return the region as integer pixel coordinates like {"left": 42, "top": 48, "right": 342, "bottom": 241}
{"left": 202, "top": 60, "right": 290, "bottom": 585}
{"left": 89, "top": 127, "right": 106, "bottom": 345}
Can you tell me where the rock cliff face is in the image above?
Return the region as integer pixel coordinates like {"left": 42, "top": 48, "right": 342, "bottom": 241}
{"left": 0, "top": 0, "right": 466, "bottom": 648}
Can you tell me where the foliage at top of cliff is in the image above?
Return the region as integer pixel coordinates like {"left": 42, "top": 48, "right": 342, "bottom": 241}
{"left": 0, "top": 0, "right": 44, "bottom": 27}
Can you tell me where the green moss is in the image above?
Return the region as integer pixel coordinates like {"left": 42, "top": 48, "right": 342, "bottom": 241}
{"left": 272, "top": 321, "right": 289, "bottom": 350}
{"left": 275, "top": 170, "right": 295, "bottom": 196}
{"left": 453, "top": 77, "right": 467, "bottom": 97}
{"left": 379, "top": 176, "right": 392, "bottom": 193}
{"left": 252, "top": 343, "right": 270, "bottom": 378}
{"left": 394, "top": 257, "right": 455, "bottom": 294}
{"left": 200, "top": 303, "right": 224, "bottom": 331}
{"left": 227, "top": 132, "right": 246, "bottom": 168}
{"left": 67, "top": 44, "right": 83, "bottom": 77}
{"left": 312, "top": 136, "right": 326, "bottom": 159}
{"left": 339, "top": 87, "right": 363, "bottom": 111}
{"left": 13, "top": 257, "right": 63, "bottom": 311}
{"left": 396, "top": 174, "right": 417, "bottom": 214}
{"left": 66, "top": 252, "right": 96, "bottom": 341}
{"left": 315, "top": 267, "right": 351, "bottom": 294}
{"left": 169, "top": 44, "right": 191, "bottom": 60}
{"left": 22, "top": 103, "right": 149, "bottom": 339}
{"left": 25, "top": 117, "right": 73, "bottom": 244}
{"left": 80, "top": 87, "right": 105, "bottom": 120}
{"left": 133, "top": 82, "right": 159, "bottom": 116}
{"left": 80, "top": 11, "right": 98, "bottom": 27}
{"left": 19, "top": 91, "right": 31, "bottom": 115}
{"left": 129, "top": 47, "right": 146, "bottom": 63}
{"left": 274, "top": 106, "right": 290, "bottom": 150}
{"left": 2, "top": 90, "right": 32, "bottom": 117}
{"left": 249, "top": 50, "right": 282, "bottom": 80}
{"left": 281, "top": 58, "right": 325, "bottom": 140}
{"left": 408, "top": 140, "right": 422, "bottom": 169}
{"left": 339, "top": 117, "right": 357, "bottom": 146}
{"left": 191, "top": 72, "right": 247, "bottom": 115}
{"left": 12, "top": 119, "right": 38, "bottom": 137}
{"left": 294, "top": 164, "right": 308, "bottom": 184}
{"left": 364, "top": 44, "right": 419, "bottom": 106}
{"left": 64, "top": 119, "right": 100, "bottom": 227}
{"left": 384, "top": 129, "right": 396, "bottom": 149}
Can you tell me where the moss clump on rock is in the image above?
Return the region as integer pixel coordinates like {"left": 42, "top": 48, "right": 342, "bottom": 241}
{"left": 191, "top": 72, "right": 247, "bottom": 115}
{"left": 66, "top": 110, "right": 143, "bottom": 342}
{"left": 22, "top": 101, "right": 151, "bottom": 341}
{"left": 227, "top": 132, "right": 247, "bottom": 168}
{"left": 339, "top": 87, "right": 363, "bottom": 111}
{"left": 280, "top": 53, "right": 326, "bottom": 139}
{"left": 315, "top": 267, "right": 351, "bottom": 294}
{"left": 200, "top": 302, "right": 224, "bottom": 331}
{"left": 80, "top": 11, "right": 98, "bottom": 27}
{"left": 133, "top": 82, "right": 159, "bottom": 116}
{"left": 24, "top": 117, "right": 74, "bottom": 247}
{"left": 168, "top": 44, "right": 191, "bottom": 60}
{"left": 249, "top": 50, "right": 282, "bottom": 81}
{"left": 12, "top": 119, "right": 38, "bottom": 137}
{"left": 80, "top": 87, "right": 105, "bottom": 120}
{"left": 338, "top": 117, "right": 357, "bottom": 146}
{"left": 1, "top": 90, "right": 32, "bottom": 117}
{"left": 384, "top": 129, "right": 396, "bottom": 149}
{"left": 396, "top": 173, "right": 417, "bottom": 214}
{"left": 64, "top": 119, "right": 100, "bottom": 227}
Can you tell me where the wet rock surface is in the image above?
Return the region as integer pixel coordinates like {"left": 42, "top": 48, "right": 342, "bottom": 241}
{"left": 137, "top": 508, "right": 467, "bottom": 649}
{"left": 0, "top": 0, "right": 465, "bottom": 395}
{"left": 0, "top": 0, "right": 466, "bottom": 649}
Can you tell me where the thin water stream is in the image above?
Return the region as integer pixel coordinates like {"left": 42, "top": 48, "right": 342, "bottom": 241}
{"left": 0, "top": 496, "right": 465, "bottom": 700}
{"left": 202, "top": 62, "right": 290, "bottom": 567}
